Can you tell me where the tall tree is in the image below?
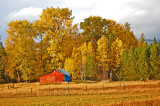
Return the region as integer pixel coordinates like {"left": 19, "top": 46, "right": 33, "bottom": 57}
{"left": 110, "top": 38, "right": 123, "bottom": 80}
{"left": 124, "top": 22, "right": 131, "bottom": 31}
{"left": 139, "top": 33, "right": 145, "bottom": 47}
{"left": 71, "top": 47, "right": 81, "bottom": 79}
{"left": 86, "top": 56, "right": 97, "bottom": 80}
{"left": 120, "top": 50, "right": 129, "bottom": 80}
{"left": 5, "top": 20, "right": 36, "bottom": 82}
{"left": 106, "top": 20, "right": 138, "bottom": 50}
{"left": 80, "top": 42, "right": 88, "bottom": 80}
{"left": 97, "top": 35, "right": 110, "bottom": 80}
{"left": 0, "top": 42, "right": 6, "bottom": 83}
{"left": 121, "top": 48, "right": 139, "bottom": 81}
{"left": 86, "top": 42, "right": 97, "bottom": 80}
{"left": 105, "top": 20, "right": 121, "bottom": 44}
{"left": 64, "top": 58, "right": 76, "bottom": 79}
{"left": 32, "top": 19, "right": 51, "bottom": 76}
{"left": 80, "top": 16, "right": 108, "bottom": 43}
{"left": 39, "top": 7, "right": 78, "bottom": 69}
{"left": 150, "top": 38, "right": 160, "bottom": 79}
{"left": 5, "top": 37, "right": 17, "bottom": 81}
{"left": 138, "top": 42, "right": 151, "bottom": 78}
{"left": 153, "top": 36, "right": 157, "bottom": 45}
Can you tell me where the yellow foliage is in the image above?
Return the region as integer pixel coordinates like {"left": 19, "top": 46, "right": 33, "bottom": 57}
{"left": 97, "top": 35, "right": 109, "bottom": 64}
{"left": 64, "top": 58, "right": 78, "bottom": 80}
{"left": 5, "top": 20, "right": 37, "bottom": 81}
{"left": 88, "top": 42, "right": 95, "bottom": 57}
{"left": 39, "top": 7, "right": 78, "bottom": 68}
{"left": 110, "top": 38, "right": 123, "bottom": 71}
{"left": 4, "top": 7, "right": 139, "bottom": 82}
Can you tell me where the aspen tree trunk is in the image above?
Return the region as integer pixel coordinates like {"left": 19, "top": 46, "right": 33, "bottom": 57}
{"left": 24, "top": 40, "right": 27, "bottom": 83}
{"left": 40, "top": 34, "right": 43, "bottom": 68}
{"left": 17, "top": 70, "right": 20, "bottom": 82}
{"left": 110, "top": 71, "right": 112, "bottom": 81}
{"left": 80, "top": 62, "right": 83, "bottom": 81}
{"left": 103, "top": 61, "right": 105, "bottom": 80}
{"left": 83, "top": 61, "right": 86, "bottom": 81}
{"left": 26, "top": 74, "right": 28, "bottom": 83}
{"left": 25, "top": 57, "right": 27, "bottom": 83}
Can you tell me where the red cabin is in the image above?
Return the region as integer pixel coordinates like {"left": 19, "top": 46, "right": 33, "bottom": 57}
{"left": 39, "top": 69, "right": 72, "bottom": 85}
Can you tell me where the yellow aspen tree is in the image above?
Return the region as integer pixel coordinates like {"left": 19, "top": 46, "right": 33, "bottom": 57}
{"left": 110, "top": 38, "right": 123, "bottom": 81}
{"left": 38, "top": 7, "right": 78, "bottom": 68}
{"left": 64, "top": 58, "right": 77, "bottom": 79}
{"left": 6, "top": 20, "right": 36, "bottom": 82}
{"left": 32, "top": 19, "right": 50, "bottom": 76}
{"left": 88, "top": 42, "right": 95, "bottom": 57}
{"left": 5, "top": 37, "right": 17, "bottom": 81}
{"left": 18, "top": 21, "right": 36, "bottom": 82}
{"left": 71, "top": 47, "right": 81, "bottom": 79}
{"left": 5, "top": 21, "right": 23, "bottom": 82}
{"left": 111, "top": 38, "right": 123, "bottom": 71}
{"left": 86, "top": 42, "right": 97, "bottom": 80}
{"left": 97, "top": 35, "right": 110, "bottom": 80}
{"left": 80, "top": 42, "right": 88, "bottom": 80}
{"left": 47, "top": 39, "right": 62, "bottom": 69}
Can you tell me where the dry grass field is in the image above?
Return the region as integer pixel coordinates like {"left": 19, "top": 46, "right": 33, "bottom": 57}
{"left": 0, "top": 80, "right": 160, "bottom": 105}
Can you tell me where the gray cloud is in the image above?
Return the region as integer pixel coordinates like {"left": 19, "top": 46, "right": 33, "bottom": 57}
{"left": 1, "top": 0, "right": 160, "bottom": 45}
{"left": 0, "top": 0, "right": 60, "bottom": 44}
{"left": 120, "top": 0, "right": 160, "bottom": 40}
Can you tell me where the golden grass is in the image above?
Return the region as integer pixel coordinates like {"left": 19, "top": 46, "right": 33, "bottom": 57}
{"left": 0, "top": 80, "right": 160, "bottom": 105}
{"left": 0, "top": 93, "right": 160, "bottom": 106}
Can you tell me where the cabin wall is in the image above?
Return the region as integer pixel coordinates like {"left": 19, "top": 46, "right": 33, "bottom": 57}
{"left": 39, "top": 70, "right": 64, "bottom": 85}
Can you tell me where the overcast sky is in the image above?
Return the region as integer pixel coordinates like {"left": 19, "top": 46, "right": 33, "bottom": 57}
{"left": 0, "top": 0, "right": 160, "bottom": 44}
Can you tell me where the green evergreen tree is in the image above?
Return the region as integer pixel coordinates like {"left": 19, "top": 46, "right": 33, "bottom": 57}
{"left": 120, "top": 50, "right": 129, "bottom": 80}
{"left": 121, "top": 48, "right": 138, "bottom": 80}
{"left": 137, "top": 44, "right": 150, "bottom": 79}
{"left": 124, "top": 22, "right": 131, "bottom": 31}
{"left": 133, "top": 47, "right": 141, "bottom": 80}
{"left": 139, "top": 33, "right": 145, "bottom": 47}
{"left": 86, "top": 56, "right": 97, "bottom": 80}
{"left": 153, "top": 36, "right": 157, "bottom": 45}
{"left": 158, "top": 40, "right": 160, "bottom": 46}
{"left": 149, "top": 39, "right": 160, "bottom": 79}
{"left": 0, "top": 42, "right": 6, "bottom": 83}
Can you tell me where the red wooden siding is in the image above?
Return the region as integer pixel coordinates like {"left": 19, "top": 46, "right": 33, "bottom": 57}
{"left": 39, "top": 69, "right": 64, "bottom": 85}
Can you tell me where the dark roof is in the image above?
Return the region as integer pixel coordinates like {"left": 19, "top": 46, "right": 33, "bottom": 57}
{"left": 57, "top": 69, "right": 71, "bottom": 76}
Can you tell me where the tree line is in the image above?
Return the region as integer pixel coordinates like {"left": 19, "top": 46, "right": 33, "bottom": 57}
{"left": 0, "top": 7, "right": 160, "bottom": 83}
{"left": 120, "top": 35, "right": 160, "bottom": 81}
